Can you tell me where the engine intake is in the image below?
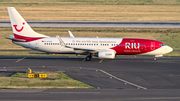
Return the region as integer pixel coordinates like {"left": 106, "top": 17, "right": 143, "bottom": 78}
{"left": 98, "top": 50, "right": 116, "bottom": 59}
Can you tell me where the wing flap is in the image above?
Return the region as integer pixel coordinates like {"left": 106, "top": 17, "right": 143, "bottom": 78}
{"left": 70, "top": 47, "right": 99, "bottom": 53}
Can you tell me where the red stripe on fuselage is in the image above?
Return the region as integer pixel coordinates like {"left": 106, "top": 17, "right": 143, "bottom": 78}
{"left": 111, "top": 38, "right": 164, "bottom": 55}
{"left": 14, "top": 33, "right": 45, "bottom": 42}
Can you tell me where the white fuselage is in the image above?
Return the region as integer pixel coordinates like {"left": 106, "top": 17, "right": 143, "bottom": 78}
{"left": 14, "top": 37, "right": 122, "bottom": 54}
{"left": 13, "top": 37, "right": 173, "bottom": 56}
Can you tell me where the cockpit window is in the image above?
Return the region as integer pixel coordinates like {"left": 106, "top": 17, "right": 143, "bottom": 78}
{"left": 159, "top": 44, "right": 166, "bottom": 46}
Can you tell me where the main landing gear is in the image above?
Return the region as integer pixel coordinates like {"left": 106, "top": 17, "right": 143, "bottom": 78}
{"left": 85, "top": 54, "right": 92, "bottom": 61}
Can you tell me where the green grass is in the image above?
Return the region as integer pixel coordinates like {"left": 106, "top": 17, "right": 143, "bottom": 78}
{"left": 164, "top": 51, "right": 180, "bottom": 56}
{"left": 0, "top": 71, "right": 94, "bottom": 89}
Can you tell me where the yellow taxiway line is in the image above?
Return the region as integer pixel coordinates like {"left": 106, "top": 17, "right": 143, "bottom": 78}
{"left": 16, "top": 57, "right": 26, "bottom": 63}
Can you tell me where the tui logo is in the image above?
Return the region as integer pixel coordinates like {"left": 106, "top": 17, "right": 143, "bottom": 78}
{"left": 13, "top": 22, "right": 25, "bottom": 32}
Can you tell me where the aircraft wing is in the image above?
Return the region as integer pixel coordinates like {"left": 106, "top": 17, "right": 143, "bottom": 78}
{"left": 56, "top": 35, "right": 99, "bottom": 53}
{"left": 68, "top": 46, "right": 99, "bottom": 53}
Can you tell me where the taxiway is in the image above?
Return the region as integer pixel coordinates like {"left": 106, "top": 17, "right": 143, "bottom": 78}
{"left": 0, "top": 56, "right": 180, "bottom": 100}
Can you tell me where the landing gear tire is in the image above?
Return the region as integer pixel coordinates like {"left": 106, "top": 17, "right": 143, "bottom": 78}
{"left": 86, "top": 56, "right": 92, "bottom": 61}
{"left": 153, "top": 57, "right": 156, "bottom": 61}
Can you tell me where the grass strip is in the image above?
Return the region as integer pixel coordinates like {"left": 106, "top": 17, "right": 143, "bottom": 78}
{"left": 0, "top": 71, "right": 94, "bottom": 89}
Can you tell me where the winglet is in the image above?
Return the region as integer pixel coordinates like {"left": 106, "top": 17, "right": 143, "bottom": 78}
{"left": 68, "top": 30, "right": 74, "bottom": 38}
{"left": 56, "top": 35, "right": 68, "bottom": 51}
{"left": 56, "top": 35, "right": 65, "bottom": 46}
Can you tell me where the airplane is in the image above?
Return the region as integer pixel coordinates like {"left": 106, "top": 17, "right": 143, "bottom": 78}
{"left": 6, "top": 7, "right": 173, "bottom": 61}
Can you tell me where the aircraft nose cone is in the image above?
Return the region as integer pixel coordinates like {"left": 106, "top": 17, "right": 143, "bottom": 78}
{"left": 166, "top": 46, "right": 173, "bottom": 53}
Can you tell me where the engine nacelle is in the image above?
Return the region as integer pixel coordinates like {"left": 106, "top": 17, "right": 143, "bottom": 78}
{"left": 98, "top": 50, "right": 116, "bottom": 59}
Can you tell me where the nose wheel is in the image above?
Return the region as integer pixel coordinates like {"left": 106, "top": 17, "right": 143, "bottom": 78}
{"left": 153, "top": 57, "right": 156, "bottom": 61}
{"left": 86, "top": 55, "right": 92, "bottom": 61}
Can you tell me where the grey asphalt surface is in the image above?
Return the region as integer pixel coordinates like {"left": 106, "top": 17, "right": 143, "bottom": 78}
{"left": 0, "top": 56, "right": 180, "bottom": 100}
{"left": 1, "top": 20, "right": 180, "bottom": 28}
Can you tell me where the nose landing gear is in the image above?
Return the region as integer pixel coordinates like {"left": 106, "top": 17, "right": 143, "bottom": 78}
{"left": 153, "top": 57, "right": 156, "bottom": 61}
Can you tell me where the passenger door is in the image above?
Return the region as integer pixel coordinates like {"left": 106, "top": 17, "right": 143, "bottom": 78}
{"left": 151, "top": 42, "right": 155, "bottom": 50}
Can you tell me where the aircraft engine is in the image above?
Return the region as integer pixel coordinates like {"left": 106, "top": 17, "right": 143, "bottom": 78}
{"left": 98, "top": 50, "right": 116, "bottom": 59}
